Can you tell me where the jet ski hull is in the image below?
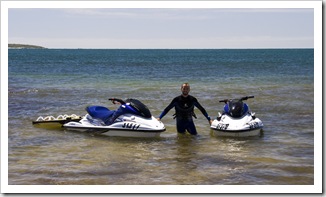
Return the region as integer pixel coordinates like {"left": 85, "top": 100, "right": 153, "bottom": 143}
{"left": 210, "top": 114, "right": 263, "bottom": 137}
{"left": 63, "top": 114, "right": 165, "bottom": 138}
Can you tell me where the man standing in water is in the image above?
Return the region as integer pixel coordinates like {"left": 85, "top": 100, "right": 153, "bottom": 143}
{"left": 157, "top": 83, "right": 212, "bottom": 135}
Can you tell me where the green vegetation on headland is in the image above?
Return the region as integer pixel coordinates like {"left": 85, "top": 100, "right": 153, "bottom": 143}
{"left": 9, "top": 44, "right": 46, "bottom": 49}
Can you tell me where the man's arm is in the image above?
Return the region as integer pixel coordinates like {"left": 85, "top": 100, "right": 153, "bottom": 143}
{"left": 194, "top": 98, "right": 211, "bottom": 121}
{"left": 158, "top": 98, "right": 177, "bottom": 120}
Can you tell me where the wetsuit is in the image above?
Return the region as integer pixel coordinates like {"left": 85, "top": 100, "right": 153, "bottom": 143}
{"left": 159, "top": 95, "right": 211, "bottom": 135}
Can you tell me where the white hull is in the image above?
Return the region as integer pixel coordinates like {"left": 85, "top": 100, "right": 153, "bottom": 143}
{"left": 63, "top": 114, "right": 165, "bottom": 138}
{"left": 211, "top": 127, "right": 262, "bottom": 137}
{"left": 210, "top": 113, "right": 263, "bottom": 137}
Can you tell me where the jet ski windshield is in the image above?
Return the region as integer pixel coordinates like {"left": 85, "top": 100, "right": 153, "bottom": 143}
{"left": 125, "top": 98, "right": 152, "bottom": 118}
{"left": 224, "top": 99, "right": 249, "bottom": 118}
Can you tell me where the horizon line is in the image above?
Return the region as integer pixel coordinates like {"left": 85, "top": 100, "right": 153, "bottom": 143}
{"left": 9, "top": 47, "right": 314, "bottom": 50}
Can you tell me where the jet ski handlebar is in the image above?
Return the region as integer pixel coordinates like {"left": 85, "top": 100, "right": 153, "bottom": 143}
{"left": 240, "top": 95, "right": 254, "bottom": 101}
{"left": 219, "top": 99, "right": 229, "bottom": 104}
{"left": 219, "top": 96, "right": 254, "bottom": 103}
{"left": 108, "top": 98, "right": 126, "bottom": 105}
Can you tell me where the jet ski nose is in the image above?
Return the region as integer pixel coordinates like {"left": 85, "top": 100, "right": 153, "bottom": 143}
{"left": 155, "top": 120, "right": 166, "bottom": 130}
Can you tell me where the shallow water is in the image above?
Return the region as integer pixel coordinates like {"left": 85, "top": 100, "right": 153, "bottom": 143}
{"left": 8, "top": 49, "right": 314, "bottom": 185}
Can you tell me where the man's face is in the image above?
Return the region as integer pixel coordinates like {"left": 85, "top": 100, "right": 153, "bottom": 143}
{"left": 181, "top": 85, "right": 190, "bottom": 96}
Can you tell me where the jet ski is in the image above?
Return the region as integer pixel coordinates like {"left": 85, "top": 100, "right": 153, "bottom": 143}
{"left": 63, "top": 98, "right": 166, "bottom": 138}
{"left": 210, "top": 96, "right": 263, "bottom": 137}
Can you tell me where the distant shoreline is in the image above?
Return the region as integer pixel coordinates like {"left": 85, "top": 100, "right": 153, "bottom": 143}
{"left": 7, "top": 44, "right": 313, "bottom": 50}
{"left": 8, "top": 44, "right": 46, "bottom": 49}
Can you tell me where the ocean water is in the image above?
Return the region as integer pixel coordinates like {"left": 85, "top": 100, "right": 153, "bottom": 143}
{"left": 7, "top": 49, "right": 314, "bottom": 186}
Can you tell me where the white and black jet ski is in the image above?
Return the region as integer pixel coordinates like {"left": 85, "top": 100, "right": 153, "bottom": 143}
{"left": 210, "top": 96, "right": 263, "bottom": 137}
{"left": 63, "top": 98, "right": 165, "bottom": 138}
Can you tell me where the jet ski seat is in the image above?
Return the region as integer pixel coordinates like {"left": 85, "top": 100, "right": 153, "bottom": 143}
{"left": 86, "top": 106, "right": 114, "bottom": 123}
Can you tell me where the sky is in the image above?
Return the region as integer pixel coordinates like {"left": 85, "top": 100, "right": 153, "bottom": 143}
{"left": 8, "top": 7, "right": 314, "bottom": 49}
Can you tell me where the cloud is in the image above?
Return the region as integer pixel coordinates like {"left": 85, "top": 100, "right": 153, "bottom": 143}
{"left": 61, "top": 8, "right": 138, "bottom": 18}
{"left": 8, "top": 7, "right": 314, "bottom": 49}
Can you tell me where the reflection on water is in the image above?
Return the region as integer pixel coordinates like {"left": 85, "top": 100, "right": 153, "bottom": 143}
{"left": 8, "top": 124, "right": 314, "bottom": 185}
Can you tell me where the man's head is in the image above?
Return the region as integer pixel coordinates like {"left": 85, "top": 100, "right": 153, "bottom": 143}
{"left": 181, "top": 83, "right": 190, "bottom": 97}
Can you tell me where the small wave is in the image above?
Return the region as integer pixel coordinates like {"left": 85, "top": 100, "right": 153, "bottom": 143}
{"left": 9, "top": 88, "right": 39, "bottom": 95}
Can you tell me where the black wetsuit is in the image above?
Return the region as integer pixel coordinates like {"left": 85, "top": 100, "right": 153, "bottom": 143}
{"left": 159, "top": 95, "right": 210, "bottom": 135}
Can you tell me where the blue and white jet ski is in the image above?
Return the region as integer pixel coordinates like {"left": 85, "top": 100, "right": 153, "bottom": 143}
{"left": 210, "top": 96, "right": 263, "bottom": 137}
{"left": 63, "top": 98, "right": 165, "bottom": 138}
